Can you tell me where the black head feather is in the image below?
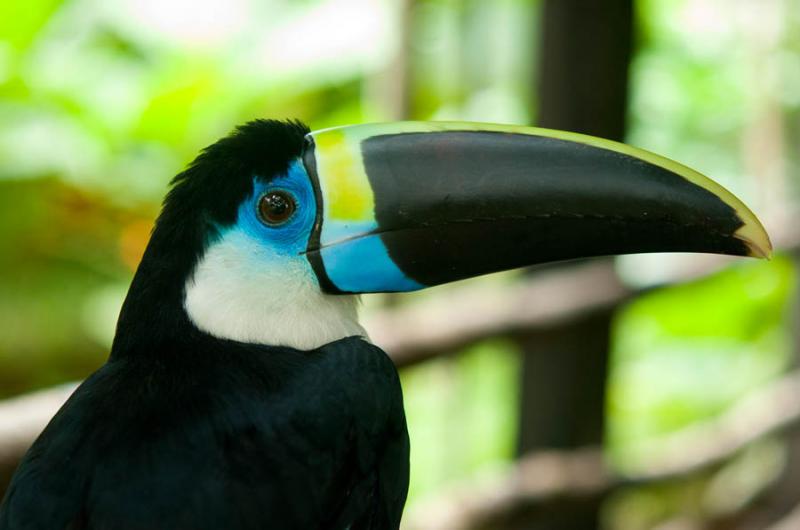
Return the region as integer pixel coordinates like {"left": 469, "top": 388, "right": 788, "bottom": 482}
{"left": 112, "top": 119, "right": 310, "bottom": 357}
{"left": 165, "top": 119, "right": 310, "bottom": 228}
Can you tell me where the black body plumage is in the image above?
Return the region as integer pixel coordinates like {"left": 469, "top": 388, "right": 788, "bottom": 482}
{"left": 0, "top": 121, "right": 410, "bottom": 530}
{"left": 2, "top": 115, "right": 766, "bottom": 529}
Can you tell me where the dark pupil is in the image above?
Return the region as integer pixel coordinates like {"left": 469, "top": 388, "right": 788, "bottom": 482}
{"left": 259, "top": 192, "right": 295, "bottom": 224}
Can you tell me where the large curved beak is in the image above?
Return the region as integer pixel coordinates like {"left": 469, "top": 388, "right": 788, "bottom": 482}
{"left": 301, "top": 122, "right": 771, "bottom": 294}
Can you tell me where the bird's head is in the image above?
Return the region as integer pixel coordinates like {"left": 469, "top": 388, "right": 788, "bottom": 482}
{"left": 114, "top": 119, "right": 771, "bottom": 353}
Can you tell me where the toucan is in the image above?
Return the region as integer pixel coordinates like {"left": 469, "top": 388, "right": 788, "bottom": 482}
{"left": 0, "top": 120, "right": 770, "bottom": 529}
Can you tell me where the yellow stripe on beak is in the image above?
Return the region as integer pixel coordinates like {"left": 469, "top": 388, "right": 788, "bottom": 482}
{"left": 313, "top": 129, "right": 375, "bottom": 230}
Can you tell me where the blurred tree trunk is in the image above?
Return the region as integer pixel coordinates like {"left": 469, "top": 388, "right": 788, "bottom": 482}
{"left": 512, "top": 1, "right": 634, "bottom": 529}
{"left": 535, "top": 0, "right": 632, "bottom": 139}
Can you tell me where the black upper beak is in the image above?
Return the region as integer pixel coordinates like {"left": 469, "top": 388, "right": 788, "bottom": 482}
{"left": 302, "top": 122, "right": 771, "bottom": 294}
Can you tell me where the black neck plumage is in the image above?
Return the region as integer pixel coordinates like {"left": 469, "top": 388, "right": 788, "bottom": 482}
{"left": 110, "top": 197, "right": 210, "bottom": 359}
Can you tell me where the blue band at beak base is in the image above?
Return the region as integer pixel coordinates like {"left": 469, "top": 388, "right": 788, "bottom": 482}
{"left": 318, "top": 233, "right": 424, "bottom": 293}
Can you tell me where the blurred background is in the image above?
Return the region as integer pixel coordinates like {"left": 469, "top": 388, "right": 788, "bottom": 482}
{"left": 1, "top": 0, "right": 799, "bottom": 528}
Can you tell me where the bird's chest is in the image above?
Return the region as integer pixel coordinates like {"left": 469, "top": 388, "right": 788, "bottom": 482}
{"left": 87, "top": 346, "right": 397, "bottom": 528}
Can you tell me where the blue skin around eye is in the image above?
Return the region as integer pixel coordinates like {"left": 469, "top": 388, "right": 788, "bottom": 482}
{"left": 232, "top": 158, "right": 423, "bottom": 293}
{"left": 236, "top": 160, "right": 317, "bottom": 257}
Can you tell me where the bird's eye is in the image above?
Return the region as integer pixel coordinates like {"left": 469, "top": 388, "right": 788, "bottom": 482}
{"left": 258, "top": 191, "right": 296, "bottom": 226}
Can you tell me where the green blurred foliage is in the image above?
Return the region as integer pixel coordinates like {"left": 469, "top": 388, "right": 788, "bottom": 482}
{"left": 0, "top": 179, "right": 133, "bottom": 396}
{"left": 402, "top": 340, "right": 520, "bottom": 504}
{"left": 608, "top": 258, "right": 795, "bottom": 470}
{"left": 607, "top": 439, "right": 787, "bottom": 530}
{"left": 0, "top": 0, "right": 799, "bottom": 523}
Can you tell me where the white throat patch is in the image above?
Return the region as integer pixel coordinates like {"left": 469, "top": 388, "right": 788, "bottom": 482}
{"left": 184, "top": 229, "right": 366, "bottom": 350}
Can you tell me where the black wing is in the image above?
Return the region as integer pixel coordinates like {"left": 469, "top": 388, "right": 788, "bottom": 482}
{"left": 0, "top": 338, "right": 409, "bottom": 530}
{"left": 0, "top": 367, "right": 112, "bottom": 530}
